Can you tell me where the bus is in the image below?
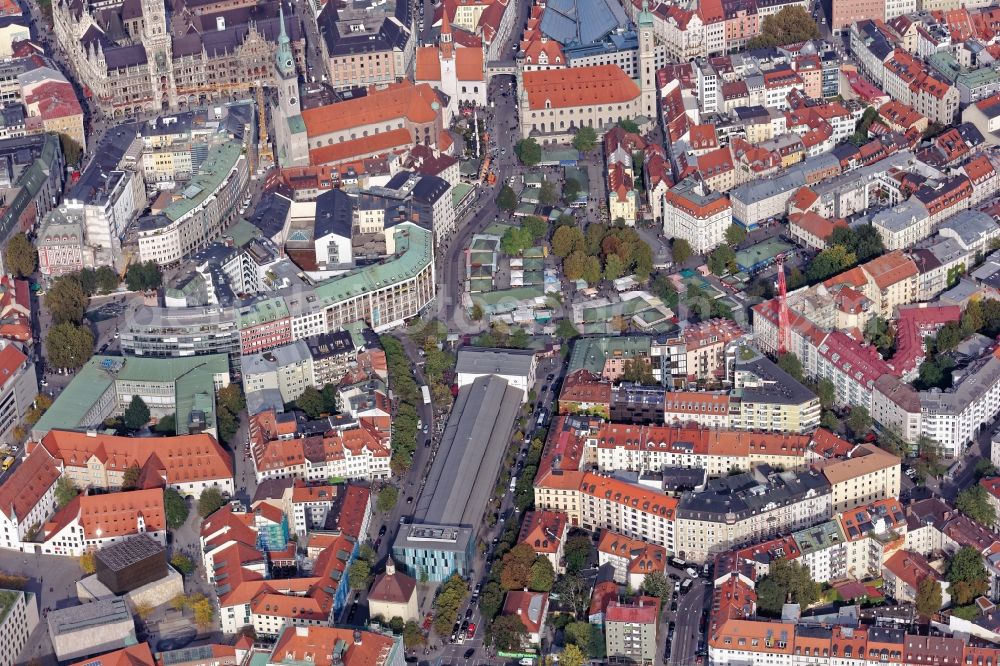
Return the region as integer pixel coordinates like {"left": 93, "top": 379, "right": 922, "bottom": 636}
{"left": 1, "top": 456, "right": 13, "bottom": 471}
{"left": 421, "top": 385, "right": 431, "bottom": 405}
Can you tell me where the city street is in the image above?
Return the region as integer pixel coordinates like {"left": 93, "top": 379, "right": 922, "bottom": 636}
{"left": 670, "top": 578, "right": 710, "bottom": 666}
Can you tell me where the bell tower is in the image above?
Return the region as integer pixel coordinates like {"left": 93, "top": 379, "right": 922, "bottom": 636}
{"left": 142, "top": 0, "right": 176, "bottom": 110}
{"left": 275, "top": 4, "right": 300, "bottom": 119}
{"left": 638, "top": 0, "right": 656, "bottom": 125}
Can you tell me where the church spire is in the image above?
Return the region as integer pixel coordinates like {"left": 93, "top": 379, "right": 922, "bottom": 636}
{"left": 275, "top": 2, "right": 295, "bottom": 76}
{"left": 440, "top": 7, "right": 454, "bottom": 59}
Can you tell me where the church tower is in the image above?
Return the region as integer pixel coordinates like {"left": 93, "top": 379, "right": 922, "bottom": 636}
{"left": 638, "top": 0, "right": 656, "bottom": 125}
{"left": 142, "top": 0, "right": 177, "bottom": 110}
{"left": 439, "top": 8, "right": 457, "bottom": 115}
{"left": 273, "top": 3, "right": 309, "bottom": 167}
{"left": 275, "top": 4, "right": 300, "bottom": 119}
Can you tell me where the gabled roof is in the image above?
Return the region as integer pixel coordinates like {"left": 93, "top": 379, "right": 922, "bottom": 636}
{"left": 522, "top": 65, "right": 639, "bottom": 110}
{"left": 0, "top": 448, "right": 59, "bottom": 522}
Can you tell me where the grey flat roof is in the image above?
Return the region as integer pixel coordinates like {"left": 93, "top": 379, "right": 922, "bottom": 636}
{"left": 48, "top": 598, "right": 132, "bottom": 635}
{"left": 413, "top": 375, "right": 524, "bottom": 528}
{"left": 455, "top": 347, "right": 536, "bottom": 378}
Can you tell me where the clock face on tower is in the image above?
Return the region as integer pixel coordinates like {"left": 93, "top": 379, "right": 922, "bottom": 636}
{"left": 286, "top": 58, "right": 293, "bottom": 70}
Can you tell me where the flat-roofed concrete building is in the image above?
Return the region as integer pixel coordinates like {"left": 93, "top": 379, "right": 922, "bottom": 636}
{"left": 47, "top": 598, "right": 135, "bottom": 662}
{"left": 455, "top": 347, "right": 537, "bottom": 402}
{"left": 0, "top": 588, "right": 38, "bottom": 666}
{"left": 392, "top": 375, "right": 524, "bottom": 581}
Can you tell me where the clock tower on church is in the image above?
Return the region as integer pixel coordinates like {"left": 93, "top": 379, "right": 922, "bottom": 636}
{"left": 142, "top": 0, "right": 177, "bottom": 110}
{"left": 275, "top": 4, "right": 300, "bottom": 119}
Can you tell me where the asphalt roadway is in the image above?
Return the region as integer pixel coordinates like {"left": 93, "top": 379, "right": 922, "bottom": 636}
{"left": 670, "top": 578, "right": 710, "bottom": 666}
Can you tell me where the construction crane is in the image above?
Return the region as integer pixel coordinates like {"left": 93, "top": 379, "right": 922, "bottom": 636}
{"left": 256, "top": 83, "right": 274, "bottom": 168}
{"left": 776, "top": 254, "right": 790, "bottom": 355}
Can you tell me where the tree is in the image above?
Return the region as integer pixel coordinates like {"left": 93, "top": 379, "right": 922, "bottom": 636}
{"left": 565, "top": 621, "right": 594, "bottom": 649}
{"left": 125, "top": 261, "right": 162, "bottom": 292}
{"left": 296, "top": 386, "right": 326, "bottom": 419}
{"left": 572, "top": 126, "right": 598, "bottom": 152}
{"left": 155, "top": 413, "right": 176, "bottom": 434}
{"left": 164, "top": 488, "right": 189, "bottom": 529}
{"left": 192, "top": 595, "right": 215, "bottom": 630}
{"left": 935, "top": 322, "right": 963, "bottom": 353}
{"left": 59, "top": 133, "right": 83, "bottom": 167}
{"left": 556, "top": 319, "right": 579, "bottom": 340}
{"left": 821, "top": 410, "right": 840, "bottom": 432}
{"left": 45, "top": 275, "right": 87, "bottom": 325}
{"left": 948, "top": 546, "right": 989, "bottom": 605}
{"left": 490, "top": 614, "right": 528, "bottom": 651}
{"left": 617, "top": 118, "right": 641, "bottom": 134}
{"left": 198, "top": 487, "right": 226, "bottom": 518}
{"left": 915, "top": 577, "right": 943, "bottom": 619}
{"left": 377, "top": 485, "right": 399, "bottom": 512}
{"left": 976, "top": 459, "right": 998, "bottom": 479}
{"left": 604, "top": 254, "right": 625, "bottom": 281}
{"left": 539, "top": 180, "right": 558, "bottom": 206}
{"left": 95, "top": 266, "right": 119, "bottom": 294}
{"left": 217, "top": 384, "right": 246, "bottom": 415}
{"left": 217, "top": 407, "right": 237, "bottom": 445}
{"left": 121, "top": 464, "right": 141, "bottom": 491}
{"left": 77, "top": 268, "right": 97, "bottom": 296}
{"left": 134, "top": 601, "right": 154, "bottom": 621}
{"left": 806, "top": 245, "right": 857, "bottom": 284}
{"left": 622, "top": 358, "right": 656, "bottom": 385}
{"left": 497, "top": 185, "right": 517, "bottom": 212}
{"left": 640, "top": 571, "right": 671, "bottom": 599}
{"left": 553, "top": 571, "right": 591, "bottom": 617}
{"left": 564, "top": 535, "right": 591, "bottom": 573}
{"left": 4, "top": 232, "right": 36, "bottom": 278}
{"left": 524, "top": 216, "right": 548, "bottom": 240}
{"left": 652, "top": 272, "right": 679, "bottom": 310}
{"left": 500, "top": 543, "right": 537, "bottom": 590}
{"left": 725, "top": 224, "right": 747, "bottom": 247}
{"left": 563, "top": 178, "right": 581, "bottom": 204}
{"left": 777, "top": 353, "right": 804, "bottom": 382}
{"left": 171, "top": 553, "right": 195, "bottom": 575}
{"left": 124, "top": 395, "right": 150, "bottom": 431}
{"left": 515, "top": 138, "right": 541, "bottom": 166}
{"left": 846, "top": 405, "right": 872, "bottom": 439}
{"left": 956, "top": 485, "right": 996, "bottom": 527}
{"left": 529, "top": 556, "right": 555, "bottom": 592}
{"left": 479, "top": 581, "right": 505, "bottom": 620}
{"left": 581, "top": 256, "right": 602, "bottom": 286}
{"left": 349, "top": 558, "right": 372, "bottom": 589}
{"left": 432, "top": 573, "right": 469, "bottom": 636}
{"left": 552, "top": 226, "right": 585, "bottom": 258}
{"left": 747, "top": 6, "right": 820, "bottom": 48}
{"left": 708, "top": 245, "right": 736, "bottom": 276}
{"left": 79, "top": 551, "right": 96, "bottom": 574}
{"left": 403, "top": 620, "right": 426, "bottom": 648}
{"left": 501, "top": 226, "right": 534, "bottom": 256}
{"left": 755, "top": 558, "right": 821, "bottom": 614}
{"left": 45, "top": 322, "right": 94, "bottom": 371}
{"left": 559, "top": 644, "right": 586, "bottom": 666}
{"left": 864, "top": 316, "right": 895, "bottom": 357}
{"left": 817, "top": 378, "right": 836, "bottom": 410}
{"left": 55, "top": 476, "right": 78, "bottom": 508}
{"left": 671, "top": 238, "right": 693, "bottom": 265}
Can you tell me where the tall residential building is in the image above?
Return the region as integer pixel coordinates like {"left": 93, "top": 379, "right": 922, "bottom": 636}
{"left": 605, "top": 597, "right": 660, "bottom": 665}
{"left": 662, "top": 176, "right": 732, "bottom": 255}
{"left": 0, "top": 588, "right": 38, "bottom": 666}
{"left": 0, "top": 342, "right": 35, "bottom": 445}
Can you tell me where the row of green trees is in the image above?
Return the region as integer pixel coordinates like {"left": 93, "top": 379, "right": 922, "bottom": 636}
{"left": 381, "top": 336, "right": 421, "bottom": 475}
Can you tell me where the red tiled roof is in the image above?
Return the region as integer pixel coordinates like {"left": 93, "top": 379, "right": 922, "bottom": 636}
{"left": 606, "top": 597, "right": 659, "bottom": 624}
{"left": 301, "top": 82, "right": 440, "bottom": 138}
{"left": 309, "top": 128, "right": 413, "bottom": 167}
{"left": 522, "top": 65, "right": 639, "bottom": 110}
{"left": 37, "top": 430, "right": 233, "bottom": 487}
{"left": 0, "top": 448, "right": 60, "bottom": 522}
